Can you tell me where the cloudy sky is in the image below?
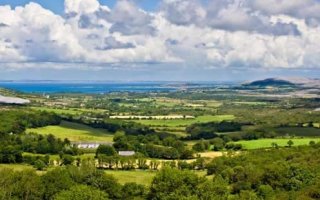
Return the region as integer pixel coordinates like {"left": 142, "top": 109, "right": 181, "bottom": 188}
{"left": 0, "top": 0, "right": 320, "bottom": 81}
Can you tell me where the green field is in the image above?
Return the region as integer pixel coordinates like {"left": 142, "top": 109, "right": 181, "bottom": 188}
{"left": 0, "top": 164, "right": 34, "bottom": 171}
{"left": 27, "top": 121, "right": 114, "bottom": 142}
{"left": 134, "top": 115, "right": 235, "bottom": 127}
{"left": 232, "top": 101, "right": 268, "bottom": 105}
{"left": 105, "top": 170, "right": 210, "bottom": 186}
{"left": 31, "top": 107, "right": 107, "bottom": 115}
{"left": 105, "top": 170, "right": 156, "bottom": 186}
{"left": 235, "top": 138, "right": 320, "bottom": 150}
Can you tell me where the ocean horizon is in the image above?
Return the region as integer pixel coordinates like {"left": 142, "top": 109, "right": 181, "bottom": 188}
{"left": 0, "top": 81, "right": 235, "bottom": 94}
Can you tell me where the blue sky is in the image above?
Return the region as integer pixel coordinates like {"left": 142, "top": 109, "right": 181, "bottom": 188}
{"left": 0, "top": 0, "right": 319, "bottom": 81}
{"left": 0, "top": 0, "right": 159, "bottom": 14}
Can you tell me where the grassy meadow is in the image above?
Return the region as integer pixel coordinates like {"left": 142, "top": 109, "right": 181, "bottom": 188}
{"left": 235, "top": 138, "right": 320, "bottom": 150}
{"left": 0, "top": 164, "right": 34, "bottom": 171}
{"left": 31, "top": 107, "right": 108, "bottom": 115}
{"left": 27, "top": 121, "right": 114, "bottom": 142}
{"left": 105, "top": 170, "right": 157, "bottom": 186}
{"left": 104, "top": 170, "right": 211, "bottom": 186}
{"left": 134, "top": 115, "right": 235, "bottom": 127}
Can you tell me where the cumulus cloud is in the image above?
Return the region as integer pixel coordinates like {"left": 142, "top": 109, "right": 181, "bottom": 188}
{"left": 96, "top": 36, "right": 135, "bottom": 50}
{"left": 0, "top": 0, "right": 320, "bottom": 71}
{"left": 161, "top": 0, "right": 301, "bottom": 35}
{"left": 64, "top": 0, "right": 100, "bottom": 14}
{"left": 106, "top": 0, "right": 155, "bottom": 35}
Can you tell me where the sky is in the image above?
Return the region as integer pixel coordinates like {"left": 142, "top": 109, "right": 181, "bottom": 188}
{"left": 0, "top": 0, "right": 320, "bottom": 81}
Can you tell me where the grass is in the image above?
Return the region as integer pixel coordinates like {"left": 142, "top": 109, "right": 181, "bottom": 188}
{"left": 105, "top": 170, "right": 157, "bottom": 186}
{"left": 31, "top": 107, "right": 82, "bottom": 115}
{"left": 27, "top": 121, "right": 114, "bottom": 142}
{"left": 0, "top": 164, "right": 34, "bottom": 171}
{"left": 134, "top": 115, "right": 235, "bottom": 127}
{"left": 31, "top": 107, "right": 107, "bottom": 115}
{"left": 235, "top": 138, "right": 320, "bottom": 150}
{"left": 104, "top": 169, "right": 212, "bottom": 186}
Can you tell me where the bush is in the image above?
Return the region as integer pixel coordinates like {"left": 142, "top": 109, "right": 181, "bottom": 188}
{"left": 34, "top": 159, "right": 46, "bottom": 170}
{"left": 54, "top": 185, "right": 109, "bottom": 200}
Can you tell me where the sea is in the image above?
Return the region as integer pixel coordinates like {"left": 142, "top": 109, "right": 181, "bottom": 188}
{"left": 0, "top": 81, "right": 226, "bottom": 94}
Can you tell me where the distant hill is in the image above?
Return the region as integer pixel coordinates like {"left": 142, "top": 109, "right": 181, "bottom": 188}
{"left": 243, "top": 78, "right": 296, "bottom": 87}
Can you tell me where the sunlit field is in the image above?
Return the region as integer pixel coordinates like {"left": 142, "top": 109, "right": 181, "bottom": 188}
{"left": 27, "top": 121, "right": 114, "bottom": 142}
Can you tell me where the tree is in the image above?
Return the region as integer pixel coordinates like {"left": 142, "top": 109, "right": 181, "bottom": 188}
{"left": 192, "top": 139, "right": 210, "bottom": 152}
{"left": 34, "top": 159, "right": 46, "bottom": 171}
{"left": 54, "top": 185, "right": 109, "bottom": 200}
{"left": 287, "top": 140, "right": 294, "bottom": 147}
{"left": 309, "top": 141, "right": 316, "bottom": 146}
{"left": 96, "top": 145, "right": 116, "bottom": 157}
{"left": 210, "top": 138, "right": 225, "bottom": 151}
{"left": 121, "top": 183, "right": 146, "bottom": 199}
{"left": 271, "top": 142, "right": 279, "bottom": 149}
{"left": 0, "top": 169, "right": 44, "bottom": 200}
{"left": 41, "top": 168, "right": 74, "bottom": 200}
{"left": 61, "top": 154, "right": 75, "bottom": 166}
{"left": 149, "top": 168, "right": 209, "bottom": 199}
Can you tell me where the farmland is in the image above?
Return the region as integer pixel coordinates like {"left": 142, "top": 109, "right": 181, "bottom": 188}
{"left": 133, "top": 115, "right": 235, "bottom": 127}
{"left": 105, "top": 170, "right": 156, "bottom": 186}
{"left": 27, "top": 121, "right": 114, "bottom": 142}
{"left": 235, "top": 138, "right": 320, "bottom": 149}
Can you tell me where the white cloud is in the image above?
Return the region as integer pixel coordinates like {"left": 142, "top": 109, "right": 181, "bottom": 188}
{"left": 0, "top": 0, "right": 319, "bottom": 72}
{"left": 64, "top": 0, "right": 100, "bottom": 14}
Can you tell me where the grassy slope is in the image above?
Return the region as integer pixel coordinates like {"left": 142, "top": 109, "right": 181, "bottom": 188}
{"left": 27, "top": 121, "right": 114, "bottom": 142}
{"left": 235, "top": 138, "right": 320, "bottom": 150}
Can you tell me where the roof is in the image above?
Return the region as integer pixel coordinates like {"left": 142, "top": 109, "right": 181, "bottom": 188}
{"left": 71, "top": 142, "right": 113, "bottom": 145}
{"left": 118, "top": 151, "right": 135, "bottom": 156}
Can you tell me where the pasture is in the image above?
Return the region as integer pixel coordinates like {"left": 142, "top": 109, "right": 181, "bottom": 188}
{"left": 235, "top": 138, "right": 320, "bottom": 150}
{"left": 27, "top": 121, "right": 114, "bottom": 142}
{"left": 104, "top": 170, "right": 210, "bottom": 186}
{"left": 31, "top": 107, "right": 107, "bottom": 115}
{"left": 105, "top": 170, "right": 157, "bottom": 186}
{"left": 134, "top": 115, "right": 235, "bottom": 127}
{"left": 0, "top": 164, "right": 34, "bottom": 171}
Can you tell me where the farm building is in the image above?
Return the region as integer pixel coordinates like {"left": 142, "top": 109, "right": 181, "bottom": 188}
{"left": 72, "top": 142, "right": 113, "bottom": 149}
{"left": 118, "top": 151, "right": 135, "bottom": 156}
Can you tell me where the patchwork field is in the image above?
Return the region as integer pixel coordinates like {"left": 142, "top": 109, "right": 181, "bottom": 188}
{"left": 134, "top": 115, "right": 235, "bottom": 127}
{"left": 235, "top": 138, "right": 320, "bottom": 150}
{"left": 31, "top": 107, "right": 108, "bottom": 115}
{"left": 27, "top": 121, "right": 114, "bottom": 142}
